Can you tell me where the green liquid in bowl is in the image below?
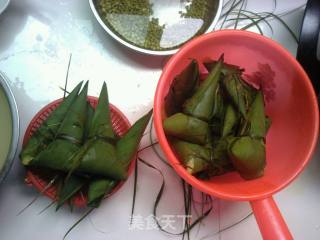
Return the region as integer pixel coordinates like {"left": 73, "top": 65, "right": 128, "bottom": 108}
{"left": 96, "top": 0, "right": 219, "bottom": 51}
{"left": 0, "top": 85, "right": 13, "bottom": 174}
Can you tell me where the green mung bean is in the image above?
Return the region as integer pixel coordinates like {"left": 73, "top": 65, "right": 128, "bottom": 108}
{"left": 96, "top": 0, "right": 219, "bottom": 51}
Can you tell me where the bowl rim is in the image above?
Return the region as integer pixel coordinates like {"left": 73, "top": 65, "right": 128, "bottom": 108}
{"left": 154, "top": 29, "right": 319, "bottom": 201}
{"left": 0, "top": 0, "right": 10, "bottom": 16}
{"left": 88, "top": 0, "right": 223, "bottom": 56}
{"left": 0, "top": 72, "right": 19, "bottom": 184}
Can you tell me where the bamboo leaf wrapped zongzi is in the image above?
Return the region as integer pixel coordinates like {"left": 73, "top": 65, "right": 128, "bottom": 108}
{"left": 163, "top": 54, "right": 271, "bottom": 181}
{"left": 28, "top": 82, "right": 89, "bottom": 170}
{"left": 163, "top": 113, "right": 210, "bottom": 145}
{"left": 183, "top": 56, "right": 223, "bottom": 121}
{"left": 21, "top": 82, "right": 83, "bottom": 166}
{"left": 165, "top": 60, "right": 199, "bottom": 116}
{"left": 228, "top": 136, "right": 266, "bottom": 180}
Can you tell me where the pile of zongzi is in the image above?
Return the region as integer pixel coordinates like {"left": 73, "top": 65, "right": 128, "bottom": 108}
{"left": 163, "top": 55, "right": 270, "bottom": 180}
{"left": 20, "top": 82, "right": 152, "bottom": 208}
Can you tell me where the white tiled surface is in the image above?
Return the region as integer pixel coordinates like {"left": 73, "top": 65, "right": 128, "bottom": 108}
{"left": 0, "top": 1, "right": 318, "bottom": 240}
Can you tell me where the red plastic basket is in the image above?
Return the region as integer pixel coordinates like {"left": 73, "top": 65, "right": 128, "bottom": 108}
{"left": 23, "top": 96, "right": 134, "bottom": 208}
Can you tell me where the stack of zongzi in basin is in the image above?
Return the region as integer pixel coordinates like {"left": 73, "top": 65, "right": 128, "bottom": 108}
{"left": 20, "top": 82, "right": 152, "bottom": 208}
{"left": 163, "top": 55, "right": 271, "bottom": 180}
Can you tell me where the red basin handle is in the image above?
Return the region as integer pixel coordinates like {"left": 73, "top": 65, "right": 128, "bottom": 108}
{"left": 250, "top": 197, "right": 293, "bottom": 240}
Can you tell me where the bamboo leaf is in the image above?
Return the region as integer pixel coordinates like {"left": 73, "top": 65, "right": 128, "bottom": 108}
{"left": 149, "top": 117, "right": 171, "bottom": 167}
{"left": 130, "top": 158, "right": 139, "bottom": 224}
{"left": 263, "top": 12, "right": 298, "bottom": 43}
{"left": 56, "top": 175, "right": 87, "bottom": 210}
{"left": 63, "top": 208, "right": 94, "bottom": 240}
{"left": 171, "top": 139, "right": 211, "bottom": 175}
{"left": 88, "top": 82, "right": 115, "bottom": 139}
{"left": 234, "top": 0, "right": 246, "bottom": 29}
{"left": 222, "top": 104, "right": 238, "bottom": 137}
{"left": 183, "top": 55, "right": 223, "bottom": 121}
{"left": 230, "top": 10, "right": 273, "bottom": 34}
{"left": 17, "top": 176, "right": 58, "bottom": 216}
{"left": 137, "top": 158, "right": 212, "bottom": 236}
{"left": 164, "top": 113, "right": 210, "bottom": 145}
{"left": 247, "top": 91, "right": 267, "bottom": 138}
{"left": 87, "top": 179, "right": 117, "bottom": 208}
{"left": 20, "top": 81, "right": 83, "bottom": 166}
{"left": 219, "top": 0, "right": 244, "bottom": 29}
{"left": 116, "top": 110, "right": 153, "bottom": 168}
{"left": 63, "top": 54, "right": 72, "bottom": 99}
{"left": 164, "top": 60, "right": 199, "bottom": 116}
{"left": 228, "top": 136, "right": 266, "bottom": 180}
{"left": 235, "top": 12, "right": 264, "bottom": 34}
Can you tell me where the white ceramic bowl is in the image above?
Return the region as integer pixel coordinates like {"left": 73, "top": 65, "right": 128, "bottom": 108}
{"left": 0, "top": 72, "right": 19, "bottom": 183}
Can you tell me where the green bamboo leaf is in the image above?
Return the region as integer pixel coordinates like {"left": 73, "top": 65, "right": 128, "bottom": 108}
{"left": 65, "top": 83, "right": 123, "bottom": 180}
{"left": 222, "top": 74, "right": 247, "bottom": 117}
{"left": 236, "top": 11, "right": 264, "bottom": 35}
{"left": 84, "top": 103, "right": 94, "bottom": 141}
{"left": 237, "top": 74, "right": 257, "bottom": 110}
{"left": 78, "top": 139, "right": 127, "bottom": 180}
{"left": 204, "top": 60, "right": 243, "bottom": 76}
{"left": 136, "top": 158, "right": 212, "bottom": 236}
{"left": 263, "top": 12, "right": 298, "bottom": 43}
{"left": 130, "top": 157, "right": 139, "bottom": 224}
{"left": 87, "top": 179, "right": 117, "bottom": 208}
{"left": 212, "top": 85, "right": 226, "bottom": 120}
{"left": 56, "top": 175, "right": 87, "bottom": 211}
{"left": 62, "top": 54, "right": 72, "bottom": 99}
{"left": 20, "top": 81, "right": 83, "bottom": 166}
{"left": 234, "top": 0, "right": 246, "bottom": 29}
{"left": 56, "top": 87, "right": 151, "bottom": 206}
{"left": 220, "top": 0, "right": 243, "bottom": 29}
{"left": 116, "top": 110, "right": 153, "bottom": 168}
{"left": 58, "top": 81, "right": 89, "bottom": 143}
{"left": 63, "top": 208, "right": 94, "bottom": 240}
{"left": 247, "top": 91, "right": 267, "bottom": 138}
{"left": 65, "top": 139, "right": 95, "bottom": 180}
{"left": 76, "top": 83, "right": 128, "bottom": 207}
{"left": 228, "top": 136, "right": 266, "bottom": 180}
{"left": 163, "top": 113, "right": 210, "bottom": 145}
{"left": 171, "top": 139, "right": 211, "bottom": 175}
{"left": 70, "top": 109, "right": 152, "bottom": 198}
{"left": 149, "top": 116, "right": 172, "bottom": 167}
{"left": 30, "top": 140, "right": 79, "bottom": 171}
{"left": 38, "top": 201, "right": 56, "bottom": 215}
{"left": 239, "top": 12, "right": 271, "bottom": 35}
{"left": 89, "top": 82, "right": 115, "bottom": 139}
{"left": 240, "top": 10, "right": 298, "bottom": 43}
{"left": 209, "top": 118, "right": 222, "bottom": 137}
{"left": 29, "top": 83, "right": 89, "bottom": 170}
{"left": 212, "top": 137, "right": 235, "bottom": 166}
{"left": 17, "top": 176, "right": 58, "bottom": 216}
{"left": 183, "top": 55, "right": 223, "bottom": 121}
{"left": 237, "top": 10, "right": 273, "bottom": 33}
{"left": 265, "top": 116, "right": 272, "bottom": 133}
{"left": 222, "top": 104, "right": 238, "bottom": 137}
{"left": 164, "top": 60, "right": 199, "bottom": 116}
{"left": 197, "top": 137, "right": 235, "bottom": 179}
{"left": 64, "top": 82, "right": 124, "bottom": 179}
